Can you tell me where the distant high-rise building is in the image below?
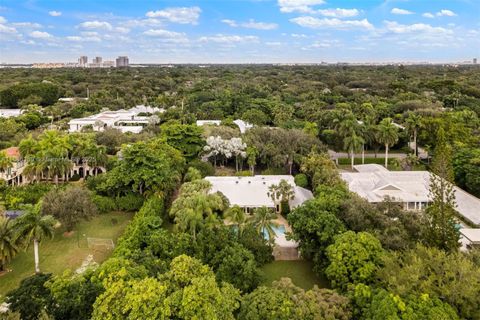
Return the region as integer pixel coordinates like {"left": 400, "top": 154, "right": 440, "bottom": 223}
{"left": 93, "top": 56, "right": 102, "bottom": 64}
{"left": 78, "top": 56, "right": 88, "bottom": 67}
{"left": 116, "top": 56, "right": 129, "bottom": 67}
{"left": 474, "top": 58, "right": 478, "bottom": 64}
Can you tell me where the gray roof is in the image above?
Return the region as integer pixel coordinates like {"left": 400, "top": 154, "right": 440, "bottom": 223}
{"left": 341, "top": 164, "right": 480, "bottom": 226}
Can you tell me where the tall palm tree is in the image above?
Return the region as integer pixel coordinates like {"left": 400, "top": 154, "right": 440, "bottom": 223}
{"left": 224, "top": 205, "right": 247, "bottom": 233}
{"left": 268, "top": 179, "right": 295, "bottom": 213}
{"left": 175, "top": 207, "right": 203, "bottom": 241}
{"left": 405, "top": 112, "right": 422, "bottom": 157}
{"left": 15, "top": 202, "right": 57, "bottom": 273}
{"left": 343, "top": 133, "right": 365, "bottom": 170}
{"left": 376, "top": 118, "right": 399, "bottom": 169}
{"left": 0, "top": 216, "right": 19, "bottom": 272}
{"left": 251, "top": 206, "right": 278, "bottom": 242}
{"left": 0, "top": 151, "right": 13, "bottom": 175}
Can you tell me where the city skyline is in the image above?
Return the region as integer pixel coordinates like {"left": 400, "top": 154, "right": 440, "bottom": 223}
{"left": 0, "top": 0, "right": 479, "bottom": 64}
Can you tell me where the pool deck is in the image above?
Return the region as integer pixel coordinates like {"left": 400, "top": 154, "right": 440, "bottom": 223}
{"left": 272, "top": 214, "right": 301, "bottom": 260}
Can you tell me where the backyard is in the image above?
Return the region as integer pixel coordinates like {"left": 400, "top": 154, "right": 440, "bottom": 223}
{"left": 0, "top": 211, "right": 133, "bottom": 299}
{"left": 261, "top": 260, "right": 329, "bottom": 290}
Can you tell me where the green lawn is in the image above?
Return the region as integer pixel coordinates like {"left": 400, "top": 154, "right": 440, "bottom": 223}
{"left": 260, "top": 260, "right": 329, "bottom": 290}
{"left": 0, "top": 211, "right": 133, "bottom": 299}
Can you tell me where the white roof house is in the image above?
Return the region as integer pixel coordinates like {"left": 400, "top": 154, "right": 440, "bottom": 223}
{"left": 205, "top": 175, "right": 313, "bottom": 209}
{"left": 196, "top": 119, "right": 253, "bottom": 134}
{"left": 341, "top": 164, "right": 480, "bottom": 226}
{"left": 68, "top": 105, "right": 163, "bottom": 134}
{"left": 460, "top": 228, "right": 480, "bottom": 250}
{"left": 0, "top": 109, "right": 23, "bottom": 118}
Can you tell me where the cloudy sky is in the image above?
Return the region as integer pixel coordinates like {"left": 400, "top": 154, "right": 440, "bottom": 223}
{"left": 0, "top": 0, "right": 479, "bottom": 63}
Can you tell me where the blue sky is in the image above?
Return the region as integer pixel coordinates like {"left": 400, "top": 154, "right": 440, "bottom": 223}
{"left": 0, "top": 0, "right": 479, "bottom": 63}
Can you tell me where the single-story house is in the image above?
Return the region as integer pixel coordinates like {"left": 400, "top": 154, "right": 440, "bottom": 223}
{"left": 196, "top": 119, "right": 253, "bottom": 134}
{"left": 460, "top": 228, "right": 480, "bottom": 250}
{"left": 341, "top": 164, "right": 480, "bottom": 226}
{"left": 68, "top": 105, "right": 163, "bottom": 133}
{"left": 205, "top": 175, "right": 313, "bottom": 213}
{"left": 0, "top": 109, "right": 22, "bottom": 118}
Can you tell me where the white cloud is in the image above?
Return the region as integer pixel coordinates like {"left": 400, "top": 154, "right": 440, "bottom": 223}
{"left": 199, "top": 34, "right": 259, "bottom": 44}
{"left": 115, "top": 27, "right": 130, "bottom": 34}
{"left": 78, "top": 20, "right": 113, "bottom": 30}
{"left": 80, "top": 31, "right": 99, "bottom": 36}
{"left": 278, "top": 0, "right": 325, "bottom": 13}
{"left": 391, "top": 8, "right": 414, "bottom": 15}
{"left": 422, "top": 12, "right": 434, "bottom": 18}
{"left": 125, "top": 18, "right": 163, "bottom": 28}
{"left": 12, "top": 22, "right": 42, "bottom": 28}
{"left": 0, "top": 23, "right": 17, "bottom": 34}
{"left": 384, "top": 21, "right": 452, "bottom": 35}
{"left": 222, "top": 19, "right": 278, "bottom": 30}
{"left": 437, "top": 9, "right": 457, "bottom": 17}
{"left": 143, "top": 29, "right": 185, "bottom": 38}
{"left": 317, "top": 8, "right": 359, "bottom": 18}
{"left": 291, "top": 33, "right": 308, "bottom": 38}
{"left": 266, "top": 41, "right": 282, "bottom": 46}
{"left": 66, "top": 35, "right": 101, "bottom": 42}
{"left": 29, "top": 30, "right": 53, "bottom": 39}
{"left": 146, "top": 7, "right": 201, "bottom": 24}
{"left": 290, "top": 16, "right": 374, "bottom": 30}
{"left": 20, "top": 39, "right": 36, "bottom": 45}
{"left": 0, "top": 16, "right": 6, "bottom": 24}
{"left": 49, "top": 11, "right": 62, "bottom": 17}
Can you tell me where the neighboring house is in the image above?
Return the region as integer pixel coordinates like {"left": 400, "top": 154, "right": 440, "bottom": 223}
{"left": 68, "top": 105, "right": 163, "bottom": 133}
{"left": 341, "top": 164, "right": 480, "bottom": 226}
{"left": 460, "top": 228, "right": 480, "bottom": 250}
{"left": 205, "top": 175, "right": 313, "bottom": 213}
{"left": 0, "top": 147, "right": 26, "bottom": 186}
{"left": 196, "top": 119, "right": 253, "bottom": 134}
{"left": 0, "top": 109, "right": 23, "bottom": 118}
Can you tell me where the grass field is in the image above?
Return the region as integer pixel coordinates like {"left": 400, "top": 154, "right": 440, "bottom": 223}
{"left": 260, "top": 260, "right": 329, "bottom": 290}
{"left": 0, "top": 211, "right": 133, "bottom": 299}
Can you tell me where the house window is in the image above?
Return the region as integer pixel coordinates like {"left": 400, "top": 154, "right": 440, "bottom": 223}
{"left": 407, "top": 202, "right": 416, "bottom": 210}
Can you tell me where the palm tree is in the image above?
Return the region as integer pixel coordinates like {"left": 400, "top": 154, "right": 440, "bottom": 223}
{"left": 405, "top": 112, "right": 422, "bottom": 157}
{"left": 224, "top": 205, "right": 247, "bottom": 233}
{"left": 0, "top": 151, "right": 13, "bottom": 175}
{"left": 0, "top": 216, "right": 19, "bottom": 272}
{"left": 343, "top": 133, "right": 365, "bottom": 170}
{"left": 376, "top": 118, "right": 399, "bottom": 169}
{"left": 251, "top": 206, "right": 278, "bottom": 242}
{"left": 175, "top": 208, "right": 203, "bottom": 241}
{"left": 15, "top": 202, "right": 57, "bottom": 273}
{"left": 268, "top": 179, "right": 295, "bottom": 213}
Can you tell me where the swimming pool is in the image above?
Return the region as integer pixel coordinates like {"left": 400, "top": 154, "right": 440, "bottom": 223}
{"left": 262, "top": 225, "right": 286, "bottom": 241}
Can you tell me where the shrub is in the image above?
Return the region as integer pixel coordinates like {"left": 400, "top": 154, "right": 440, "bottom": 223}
{"left": 235, "top": 170, "right": 253, "bottom": 177}
{"left": 116, "top": 194, "right": 144, "bottom": 212}
{"left": 188, "top": 159, "right": 215, "bottom": 177}
{"left": 69, "top": 174, "right": 81, "bottom": 182}
{"left": 262, "top": 168, "right": 285, "bottom": 175}
{"left": 93, "top": 195, "right": 117, "bottom": 213}
{"left": 294, "top": 173, "right": 308, "bottom": 188}
{"left": 138, "top": 197, "right": 165, "bottom": 218}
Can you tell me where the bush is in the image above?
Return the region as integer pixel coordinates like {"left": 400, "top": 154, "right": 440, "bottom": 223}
{"left": 262, "top": 168, "right": 285, "bottom": 175}
{"left": 188, "top": 159, "right": 215, "bottom": 177}
{"left": 85, "top": 175, "right": 108, "bottom": 193}
{"left": 235, "top": 170, "right": 253, "bottom": 177}
{"left": 116, "top": 194, "right": 144, "bottom": 212}
{"left": 294, "top": 173, "right": 308, "bottom": 188}
{"left": 138, "top": 196, "right": 165, "bottom": 218}
{"left": 69, "top": 174, "right": 81, "bottom": 182}
{"left": 280, "top": 201, "right": 290, "bottom": 217}
{"left": 93, "top": 195, "right": 117, "bottom": 213}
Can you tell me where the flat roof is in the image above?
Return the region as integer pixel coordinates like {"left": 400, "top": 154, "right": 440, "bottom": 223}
{"left": 460, "top": 229, "right": 480, "bottom": 243}
{"left": 205, "top": 175, "right": 313, "bottom": 208}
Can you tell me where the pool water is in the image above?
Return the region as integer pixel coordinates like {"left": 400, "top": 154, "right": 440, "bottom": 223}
{"left": 262, "top": 225, "right": 286, "bottom": 241}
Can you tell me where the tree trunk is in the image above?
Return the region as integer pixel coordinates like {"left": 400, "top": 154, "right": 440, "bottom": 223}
{"left": 34, "top": 239, "right": 40, "bottom": 273}
{"left": 54, "top": 174, "right": 59, "bottom": 186}
{"left": 362, "top": 144, "right": 365, "bottom": 164}
{"left": 351, "top": 149, "right": 355, "bottom": 170}
{"left": 385, "top": 144, "right": 389, "bottom": 169}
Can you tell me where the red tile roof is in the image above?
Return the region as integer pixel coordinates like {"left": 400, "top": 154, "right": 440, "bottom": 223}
{"left": 1, "top": 147, "right": 21, "bottom": 160}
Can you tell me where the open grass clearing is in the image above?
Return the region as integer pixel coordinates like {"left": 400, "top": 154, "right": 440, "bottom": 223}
{"left": 260, "top": 260, "right": 329, "bottom": 290}
{"left": 0, "top": 211, "right": 133, "bottom": 299}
